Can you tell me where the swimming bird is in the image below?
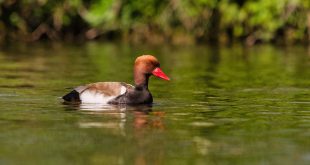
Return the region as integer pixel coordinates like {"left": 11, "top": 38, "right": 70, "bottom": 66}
{"left": 62, "top": 55, "right": 170, "bottom": 104}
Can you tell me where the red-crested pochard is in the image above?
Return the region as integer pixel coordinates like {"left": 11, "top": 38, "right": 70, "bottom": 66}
{"left": 62, "top": 55, "right": 170, "bottom": 104}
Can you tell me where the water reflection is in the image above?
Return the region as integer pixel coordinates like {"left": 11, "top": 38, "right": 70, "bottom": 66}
{"left": 63, "top": 102, "right": 153, "bottom": 112}
{"left": 63, "top": 103, "right": 165, "bottom": 132}
{"left": 63, "top": 103, "right": 168, "bottom": 164}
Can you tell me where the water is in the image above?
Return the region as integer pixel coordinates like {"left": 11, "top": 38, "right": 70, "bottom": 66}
{"left": 0, "top": 43, "right": 309, "bottom": 165}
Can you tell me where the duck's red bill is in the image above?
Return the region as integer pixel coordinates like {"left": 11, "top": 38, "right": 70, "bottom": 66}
{"left": 152, "top": 67, "right": 170, "bottom": 81}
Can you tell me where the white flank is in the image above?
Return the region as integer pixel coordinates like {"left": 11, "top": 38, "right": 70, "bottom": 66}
{"left": 80, "top": 91, "right": 116, "bottom": 104}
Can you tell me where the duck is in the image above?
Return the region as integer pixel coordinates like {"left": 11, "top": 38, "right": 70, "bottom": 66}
{"left": 62, "top": 55, "right": 170, "bottom": 104}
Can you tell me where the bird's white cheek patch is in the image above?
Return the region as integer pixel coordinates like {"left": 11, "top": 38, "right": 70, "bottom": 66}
{"left": 80, "top": 91, "right": 115, "bottom": 104}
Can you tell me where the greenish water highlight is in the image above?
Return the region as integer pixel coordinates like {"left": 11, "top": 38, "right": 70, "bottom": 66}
{"left": 0, "top": 43, "right": 309, "bottom": 165}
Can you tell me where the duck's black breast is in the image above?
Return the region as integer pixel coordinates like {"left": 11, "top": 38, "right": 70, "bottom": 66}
{"left": 108, "top": 87, "right": 153, "bottom": 105}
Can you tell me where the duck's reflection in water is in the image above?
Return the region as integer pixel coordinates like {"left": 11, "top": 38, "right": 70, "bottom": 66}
{"left": 63, "top": 103, "right": 165, "bottom": 134}
{"left": 131, "top": 108, "right": 165, "bottom": 165}
{"left": 63, "top": 103, "right": 166, "bottom": 164}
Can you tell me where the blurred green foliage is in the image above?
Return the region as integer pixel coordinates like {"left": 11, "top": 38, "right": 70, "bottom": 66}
{"left": 0, "top": 0, "right": 309, "bottom": 44}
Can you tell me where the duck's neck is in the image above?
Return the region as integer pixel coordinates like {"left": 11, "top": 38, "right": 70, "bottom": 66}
{"left": 134, "top": 70, "right": 150, "bottom": 89}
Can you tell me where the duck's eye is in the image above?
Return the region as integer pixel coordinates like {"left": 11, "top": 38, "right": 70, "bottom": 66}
{"left": 152, "top": 62, "right": 160, "bottom": 67}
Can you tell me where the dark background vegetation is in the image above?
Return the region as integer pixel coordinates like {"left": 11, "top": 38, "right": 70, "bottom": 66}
{"left": 0, "top": 0, "right": 310, "bottom": 45}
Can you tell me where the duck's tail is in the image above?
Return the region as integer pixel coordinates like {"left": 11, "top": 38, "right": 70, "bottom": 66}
{"left": 62, "top": 90, "right": 81, "bottom": 102}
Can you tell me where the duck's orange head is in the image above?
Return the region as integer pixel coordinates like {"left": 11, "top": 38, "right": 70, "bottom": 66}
{"left": 134, "top": 55, "right": 170, "bottom": 81}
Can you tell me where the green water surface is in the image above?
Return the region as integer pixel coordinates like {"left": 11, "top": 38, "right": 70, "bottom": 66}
{"left": 0, "top": 43, "right": 309, "bottom": 165}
